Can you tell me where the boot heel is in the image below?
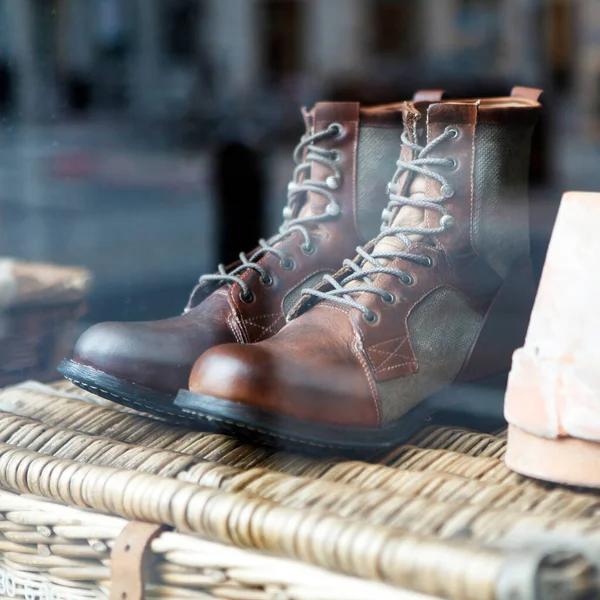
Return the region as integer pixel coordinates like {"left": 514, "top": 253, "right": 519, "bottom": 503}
{"left": 506, "top": 425, "right": 600, "bottom": 488}
{"left": 419, "top": 371, "right": 508, "bottom": 431}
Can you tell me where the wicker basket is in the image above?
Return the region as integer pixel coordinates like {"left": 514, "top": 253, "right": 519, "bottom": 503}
{"left": 0, "top": 381, "right": 597, "bottom": 600}
{"left": 0, "top": 491, "right": 430, "bottom": 600}
{"left": 0, "top": 260, "right": 90, "bottom": 386}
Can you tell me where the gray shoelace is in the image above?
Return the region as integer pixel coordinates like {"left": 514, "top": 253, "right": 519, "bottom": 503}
{"left": 199, "top": 123, "right": 344, "bottom": 301}
{"left": 302, "top": 126, "right": 458, "bottom": 322}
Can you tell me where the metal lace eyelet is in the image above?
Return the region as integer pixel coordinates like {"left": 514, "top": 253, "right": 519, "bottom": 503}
{"left": 301, "top": 243, "right": 316, "bottom": 256}
{"left": 260, "top": 275, "right": 274, "bottom": 286}
{"left": 329, "top": 150, "right": 342, "bottom": 162}
{"left": 280, "top": 257, "right": 296, "bottom": 271}
{"left": 446, "top": 126, "right": 460, "bottom": 139}
{"left": 239, "top": 291, "right": 255, "bottom": 303}
{"left": 421, "top": 255, "right": 433, "bottom": 268}
{"left": 440, "top": 184, "right": 455, "bottom": 198}
{"left": 328, "top": 122, "right": 345, "bottom": 138}
{"left": 446, "top": 158, "right": 459, "bottom": 171}
{"left": 382, "top": 292, "right": 395, "bottom": 304}
{"left": 401, "top": 274, "right": 414, "bottom": 286}
{"left": 363, "top": 310, "right": 378, "bottom": 324}
{"left": 326, "top": 175, "right": 340, "bottom": 190}
{"left": 381, "top": 207, "right": 392, "bottom": 223}
{"left": 325, "top": 203, "right": 341, "bottom": 217}
{"left": 439, "top": 215, "right": 455, "bottom": 229}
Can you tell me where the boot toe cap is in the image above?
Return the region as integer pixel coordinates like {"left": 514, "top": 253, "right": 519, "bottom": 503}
{"left": 74, "top": 322, "right": 135, "bottom": 370}
{"left": 188, "top": 342, "right": 378, "bottom": 427}
{"left": 189, "top": 344, "right": 273, "bottom": 403}
{"left": 72, "top": 321, "right": 192, "bottom": 394}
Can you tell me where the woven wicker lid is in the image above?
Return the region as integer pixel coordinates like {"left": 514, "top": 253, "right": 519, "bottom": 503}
{"left": 0, "top": 382, "right": 598, "bottom": 599}
{"left": 0, "top": 259, "right": 91, "bottom": 310}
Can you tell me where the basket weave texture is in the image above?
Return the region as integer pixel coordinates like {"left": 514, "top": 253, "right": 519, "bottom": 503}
{"left": 0, "top": 381, "right": 597, "bottom": 600}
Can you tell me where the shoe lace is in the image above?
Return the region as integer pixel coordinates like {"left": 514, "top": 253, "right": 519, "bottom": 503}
{"left": 302, "top": 126, "right": 458, "bottom": 321}
{"left": 199, "top": 123, "right": 344, "bottom": 299}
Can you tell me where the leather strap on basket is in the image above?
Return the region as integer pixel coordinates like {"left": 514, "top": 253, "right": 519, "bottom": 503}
{"left": 110, "top": 522, "right": 167, "bottom": 600}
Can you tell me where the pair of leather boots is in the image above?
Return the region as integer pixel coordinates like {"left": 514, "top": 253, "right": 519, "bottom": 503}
{"left": 60, "top": 86, "right": 543, "bottom": 451}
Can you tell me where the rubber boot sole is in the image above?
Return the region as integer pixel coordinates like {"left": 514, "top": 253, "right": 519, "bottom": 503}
{"left": 173, "top": 372, "right": 508, "bottom": 453}
{"left": 58, "top": 359, "right": 192, "bottom": 425}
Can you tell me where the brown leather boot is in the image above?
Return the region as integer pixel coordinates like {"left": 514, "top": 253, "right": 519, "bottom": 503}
{"left": 176, "top": 87, "right": 543, "bottom": 450}
{"left": 59, "top": 97, "right": 432, "bottom": 419}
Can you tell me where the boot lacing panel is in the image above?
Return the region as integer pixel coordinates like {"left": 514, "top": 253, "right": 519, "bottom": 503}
{"left": 302, "top": 127, "right": 458, "bottom": 322}
{"left": 199, "top": 123, "right": 344, "bottom": 300}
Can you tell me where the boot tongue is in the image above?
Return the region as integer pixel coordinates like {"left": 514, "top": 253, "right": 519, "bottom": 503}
{"left": 351, "top": 102, "right": 432, "bottom": 284}
{"left": 338, "top": 103, "right": 430, "bottom": 293}
{"left": 295, "top": 104, "right": 320, "bottom": 221}
{"left": 378, "top": 102, "right": 433, "bottom": 255}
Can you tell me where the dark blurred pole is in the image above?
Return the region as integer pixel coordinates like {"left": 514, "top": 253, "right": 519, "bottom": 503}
{"left": 214, "top": 141, "right": 264, "bottom": 265}
{"left": 64, "top": 72, "right": 92, "bottom": 113}
{"left": 0, "top": 62, "right": 13, "bottom": 115}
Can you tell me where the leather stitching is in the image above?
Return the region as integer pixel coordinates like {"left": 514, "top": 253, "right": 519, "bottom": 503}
{"left": 316, "top": 304, "right": 381, "bottom": 422}
{"left": 228, "top": 291, "right": 250, "bottom": 343}
{"left": 368, "top": 337, "right": 409, "bottom": 357}
{"left": 367, "top": 338, "right": 414, "bottom": 374}
{"left": 242, "top": 312, "right": 281, "bottom": 323}
{"left": 368, "top": 334, "right": 410, "bottom": 348}
{"left": 375, "top": 360, "right": 417, "bottom": 373}
{"left": 315, "top": 303, "right": 381, "bottom": 423}
{"left": 242, "top": 313, "right": 285, "bottom": 343}
{"left": 367, "top": 335, "right": 413, "bottom": 370}
{"left": 352, "top": 335, "right": 380, "bottom": 425}
{"left": 351, "top": 121, "right": 360, "bottom": 240}
{"left": 352, "top": 325, "right": 381, "bottom": 426}
{"left": 227, "top": 314, "right": 245, "bottom": 344}
{"left": 469, "top": 121, "right": 477, "bottom": 252}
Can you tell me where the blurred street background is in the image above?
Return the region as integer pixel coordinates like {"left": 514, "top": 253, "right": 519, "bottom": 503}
{"left": 0, "top": 0, "right": 597, "bottom": 327}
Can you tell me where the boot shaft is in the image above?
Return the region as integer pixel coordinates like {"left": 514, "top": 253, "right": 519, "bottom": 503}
{"left": 298, "top": 101, "right": 405, "bottom": 241}
{"left": 187, "top": 99, "right": 413, "bottom": 316}
{"left": 394, "top": 88, "right": 542, "bottom": 278}
{"left": 293, "top": 88, "right": 543, "bottom": 320}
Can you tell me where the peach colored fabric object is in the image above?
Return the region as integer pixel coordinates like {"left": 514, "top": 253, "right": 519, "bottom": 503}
{"left": 505, "top": 191, "right": 600, "bottom": 487}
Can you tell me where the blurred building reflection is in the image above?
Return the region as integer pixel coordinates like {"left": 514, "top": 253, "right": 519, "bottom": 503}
{"left": 0, "top": 0, "right": 598, "bottom": 326}
{"left": 0, "top": 0, "right": 592, "bottom": 133}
